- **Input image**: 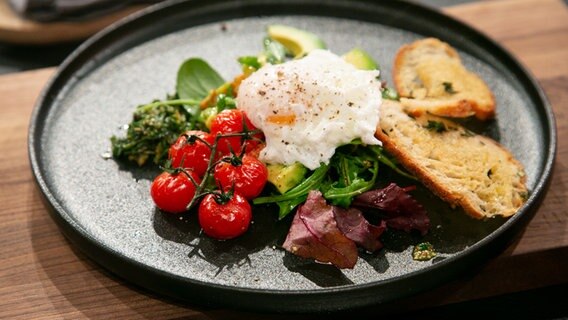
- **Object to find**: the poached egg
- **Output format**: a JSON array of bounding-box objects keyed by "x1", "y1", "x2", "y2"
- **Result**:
[{"x1": 237, "y1": 49, "x2": 382, "y2": 170}]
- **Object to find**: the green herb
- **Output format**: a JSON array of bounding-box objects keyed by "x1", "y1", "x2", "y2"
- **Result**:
[
  {"x1": 110, "y1": 101, "x2": 196, "y2": 166},
  {"x1": 412, "y1": 242, "x2": 436, "y2": 261},
  {"x1": 443, "y1": 81, "x2": 457, "y2": 94},
  {"x1": 367, "y1": 145, "x2": 416, "y2": 180},
  {"x1": 111, "y1": 58, "x2": 227, "y2": 167},
  {"x1": 215, "y1": 93, "x2": 236, "y2": 111},
  {"x1": 237, "y1": 56, "x2": 261, "y2": 70},
  {"x1": 323, "y1": 146, "x2": 379, "y2": 207},
  {"x1": 254, "y1": 141, "x2": 416, "y2": 218},
  {"x1": 253, "y1": 164, "x2": 329, "y2": 219},
  {"x1": 176, "y1": 58, "x2": 225, "y2": 101},
  {"x1": 425, "y1": 120, "x2": 447, "y2": 133},
  {"x1": 260, "y1": 37, "x2": 288, "y2": 65},
  {"x1": 382, "y1": 87, "x2": 400, "y2": 101}
]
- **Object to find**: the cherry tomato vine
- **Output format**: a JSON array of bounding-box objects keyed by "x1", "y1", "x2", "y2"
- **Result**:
[{"x1": 151, "y1": 110, "x2": 267, "y2": 240}]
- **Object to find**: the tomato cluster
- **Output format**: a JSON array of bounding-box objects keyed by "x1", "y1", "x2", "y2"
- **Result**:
[{"x1": 150, "y1": 109, "x2": 267, "y2": 240}]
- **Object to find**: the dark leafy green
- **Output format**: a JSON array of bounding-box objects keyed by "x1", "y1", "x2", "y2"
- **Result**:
[
  {"x1": 111, "y1": 57, "x2": 226, "y2": 166},
  {"x1": 254, "y1": 142, "x2": 415, "y2": 218},
  {"x1": 238, "y1": 56, "x2": 261, "y2": 70},
  {"x1": 110, "y1": 102, "x2": 194, "y2": 166},
  {"x1": 176, "y1": 58, "x2": 225, "y2": 100},
  {"x1": 367, "y1": 145, "x2": 416, "y2": 180},
  {"x1": 253, "y1": 164, "x2": 329, "y2": 219},
  {"x1": 323, "y1": 146, "x2": 379, "y2": 207}
]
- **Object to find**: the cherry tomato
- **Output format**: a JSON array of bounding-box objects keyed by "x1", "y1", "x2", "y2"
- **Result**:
[
  {"x1": 168, "y1": 130, "x2": 214, "y2": 177},
  {"x1": 150, "y1": 170, "x2": 200, "y2": 213},
  {"x1": 210, "y1": 109, "x2": 263, "y2": 156},
  {"x1": 246, "y1": 142, "x2": 266, "y2": 159},
  {"x1": 198, "y1": 192, "x2": 252, "y2": 239},
  {"x1": 214, "y1": 155, "x2": 268, "y2": 199}
]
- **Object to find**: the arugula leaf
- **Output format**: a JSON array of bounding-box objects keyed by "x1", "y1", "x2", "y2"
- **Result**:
[
  {"x1": 253, "y1": 164, "x2": 329, "y2": 219},
  {"x1": 237, "y1": 56, "x2": 261, "y2": 70},
  {"x1": 262, "y1": 37, "x2": 287, "y2": 65},
  {"x1": 323, "y1": 147, "x2": 379, "y2": 207},
  {"x1": 176, "y1": 58, "x2": 225, "y2": 100},
  {"x1": 367, "y1": 145, "x2": 416, "y2": 180},
  {"x1": 276, "y1": 196, "x2": 307, "y2": 219}
]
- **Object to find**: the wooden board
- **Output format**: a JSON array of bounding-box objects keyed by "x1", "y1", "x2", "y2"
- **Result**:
[
  {"x1": 0, "y1": 0, "x2": 567, "y2": 318},
  {"x1": 0, "y1": 1, "x2": 146, "y2": 44}
]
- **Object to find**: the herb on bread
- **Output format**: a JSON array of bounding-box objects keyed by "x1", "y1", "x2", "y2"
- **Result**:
[
  {"x1": 393, "y1": 38, "x2": 495, "y2": 120},
  {"x1": 376, "y1": 100, "x2": 528, "y2": 219},
  {"x1": 442, "y1": 81, "x2": 457, "y2": 94},
  {"x1": 425, "y1": 120, "x2": 447, "y2": 133}
]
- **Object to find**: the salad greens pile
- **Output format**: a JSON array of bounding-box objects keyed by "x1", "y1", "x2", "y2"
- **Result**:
[
  {"x1": 111, "y1": 25, "x2": 432, "y2": 268},
  {"x1": 111, "y1": 58, "x2": 235, "y2": 166},
  {"x1": 254, "y1": 142, "x2": 415, "y2": 219}
]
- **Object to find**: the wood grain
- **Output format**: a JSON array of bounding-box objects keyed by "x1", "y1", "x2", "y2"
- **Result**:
[
  {"x1": 0, "y1": 0, "x2": 567, "y2": 318},
  {"x1": 0, "y1": 2, "x2": 146, "y2": 45}
]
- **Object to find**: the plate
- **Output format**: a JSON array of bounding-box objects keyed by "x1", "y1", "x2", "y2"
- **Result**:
[{"x1": 28, "y1": 0, "x2": 556, "y2": 313}]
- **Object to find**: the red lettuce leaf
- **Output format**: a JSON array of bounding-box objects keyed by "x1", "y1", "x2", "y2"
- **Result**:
[
  {"x1": 282, "y1": 190, "x2": 358, "y2": 269},
  {"x1": 334, "y1": 206, "x2": 386, "y2": 253},
  {"x1": 352, "y1": 183, "x2": 430, "y2": 235}
]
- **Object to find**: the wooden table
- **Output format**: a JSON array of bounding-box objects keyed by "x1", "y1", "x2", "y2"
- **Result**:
[{"x1": 1, "y1": 0, "x2": 567, "y2": 318}]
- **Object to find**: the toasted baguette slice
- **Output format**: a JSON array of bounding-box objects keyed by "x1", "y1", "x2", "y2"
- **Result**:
[
  {"x1": 393, "y1": 38, "x2": 495, "y2": 120},
  {"x1": 376, "y1": 100, "x2": 527, "y2": 219}
]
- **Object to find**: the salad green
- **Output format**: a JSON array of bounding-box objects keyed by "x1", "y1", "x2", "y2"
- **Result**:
[{"x1": 110, "y1": 25, "x2": 430, "y2": 267}]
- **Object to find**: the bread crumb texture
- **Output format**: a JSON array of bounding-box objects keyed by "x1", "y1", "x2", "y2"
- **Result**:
[
  {"x1": 394, "y1": 38, "x2": 495, "y2": 121},
  {"x1": 377, "y1": 100, "x2": 527, "y2": 219}
]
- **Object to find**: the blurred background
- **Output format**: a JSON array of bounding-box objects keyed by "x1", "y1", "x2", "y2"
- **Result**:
[{"x1": 0, "y1": 0, "x2": 474, "y2": 74}]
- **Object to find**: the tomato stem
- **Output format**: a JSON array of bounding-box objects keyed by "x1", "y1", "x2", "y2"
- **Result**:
[{"x1": 183, "y1": 127, "x2": 261, "y2": 211}]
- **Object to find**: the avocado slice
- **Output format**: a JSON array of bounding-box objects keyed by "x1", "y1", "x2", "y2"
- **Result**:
[
  {"x1": 267, "y1": 25, "x2": 326, "y2": 58},
  {"x1": 267, "y1": 162, "x2": 308, "y2": 194},
  {"x1": 342, "y1": 48, "x2": 379, "y2": 70}
]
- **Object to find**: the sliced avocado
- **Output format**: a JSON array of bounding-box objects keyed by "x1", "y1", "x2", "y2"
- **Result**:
[
  {"x1": 267, "y1": 162, "x2": 308, "y2": 194},
  {"x1": 198, "y1": 106, "x2": 218, "y2": 129},
  {"x1": 267, "y1": 25, "x2": 326, "y2": 58},
  {"x1": 342, "y1": 48, "x2": 378, "y2": 70}
]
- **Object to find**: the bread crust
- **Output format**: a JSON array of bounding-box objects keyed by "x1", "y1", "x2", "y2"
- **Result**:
[
  {"x1": 393, "y1": 38, "x2": 495, "y2": 121},
  {"x1": 376, "y1": 100, "x2": 527, "y2": 219}
]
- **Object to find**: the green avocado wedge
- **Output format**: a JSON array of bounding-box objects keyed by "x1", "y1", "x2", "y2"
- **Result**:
[
  {"x1": 267, "y1": 25, "x2": 326, "y2": 58},
  {"x1": 342, "y1": 47, "x2": 379, "y2": 70},
  {"x1": 266, "y1": 162, "x2": 308, "y2": 194}
]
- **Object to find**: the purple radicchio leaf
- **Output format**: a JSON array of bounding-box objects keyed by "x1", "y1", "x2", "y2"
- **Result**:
[
  {"x1": 333, "y1": 206, "x2": 387, "y2": 253},
  {"x1": 282, "y1": 190, "x2": 358, "y2": 269},
  {"x1": 352, "y1": 183, "x2": 430, "y2": 235}
]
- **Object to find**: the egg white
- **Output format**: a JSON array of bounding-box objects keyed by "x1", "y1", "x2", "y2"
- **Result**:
[{"x1": 237, "y1": 49, "x2": 382, "y2": 170}]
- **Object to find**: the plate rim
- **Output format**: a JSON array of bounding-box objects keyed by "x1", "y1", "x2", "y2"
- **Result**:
[{"x1": 28, "y1": 0, "x2": 557, "y2": 312}]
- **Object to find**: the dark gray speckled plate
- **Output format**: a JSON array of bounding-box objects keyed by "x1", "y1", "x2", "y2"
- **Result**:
[{"x1": 28, "y1": 0, "x2": 556, "y2": 313}]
